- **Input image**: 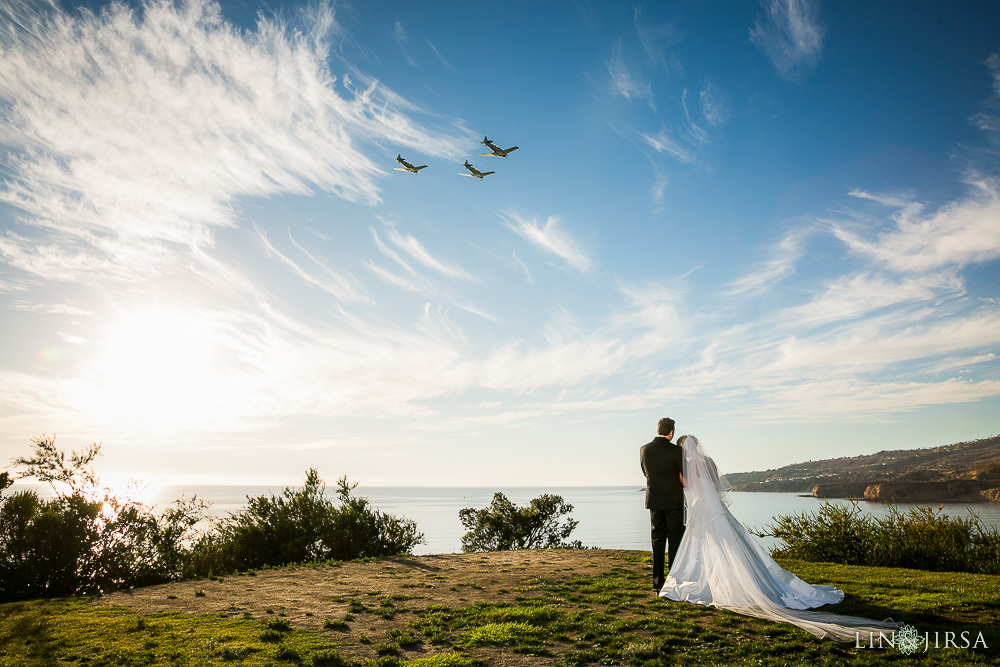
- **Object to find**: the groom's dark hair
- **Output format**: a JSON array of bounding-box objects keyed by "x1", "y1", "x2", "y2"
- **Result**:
[{"x1": 657, "y1": 417, "x2": 675, "y2": 436}]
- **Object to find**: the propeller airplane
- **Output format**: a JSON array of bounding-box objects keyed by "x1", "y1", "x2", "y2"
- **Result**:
[
  {"x1": 460, "y1": 160, "x2": 495, "y2": 179},
  {"x1": 479, "y1": 136, "x2": 519, "y2": 158},
  {"x1": 394, "y1": 154, "x2": 428, "y2": 173}
]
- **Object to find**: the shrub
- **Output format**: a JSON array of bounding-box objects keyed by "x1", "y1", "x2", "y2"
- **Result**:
[
  {"x1": 458, "y1": 492, "x2": 586, "y2": 552},
  {"x1": 1, "y1": 435, "x2": 425, "y2": 601},
  {"x1": 0, "y1": 435, "x2": 209, "y2": 601},
  {"x1": 191, "y1": 469, "x2": 423, "y2": 574},
  {"x1": 759, "y1": 500, "x2": 1000, "y2": 574}
]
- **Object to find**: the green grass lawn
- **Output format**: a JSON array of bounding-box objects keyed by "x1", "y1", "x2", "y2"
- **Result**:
[{"x1": 1, "y1": 553, "x2": 997, "y2": 666}]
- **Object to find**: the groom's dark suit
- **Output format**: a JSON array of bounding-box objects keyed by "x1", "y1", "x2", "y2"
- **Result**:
[{"x1": 640, "y1": 436, "x2": 685, "y2": 592}]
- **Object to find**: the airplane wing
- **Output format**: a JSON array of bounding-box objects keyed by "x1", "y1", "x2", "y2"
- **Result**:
[
  {"x1": 481, "y1": 171, "x2": 495, "y2": 176},
  {"x1": 504, "y1": 146, "x2": 519, "y2": 154}
]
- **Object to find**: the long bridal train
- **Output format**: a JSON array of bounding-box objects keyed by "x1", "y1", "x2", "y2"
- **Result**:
[{"x1": 658, "y1": 435, "x2": 900, "y2": 642}]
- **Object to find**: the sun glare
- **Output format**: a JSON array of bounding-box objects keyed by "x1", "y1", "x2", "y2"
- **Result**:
[{"x1": 84, "y1": 308, "x2": 225, "y2": 432}]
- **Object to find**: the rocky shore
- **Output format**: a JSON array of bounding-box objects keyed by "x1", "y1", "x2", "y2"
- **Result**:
[{"x1": 811, "y1": 479, "x2": 1000, "y2": 502}]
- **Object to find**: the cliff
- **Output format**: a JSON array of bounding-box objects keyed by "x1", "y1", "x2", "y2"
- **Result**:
[
  {"x1": 863, "y1": 479, "x2": 1000, "y2": 503},
  {"x1": 728, "y1": 434, "x2": 1000, "y2": 502}
]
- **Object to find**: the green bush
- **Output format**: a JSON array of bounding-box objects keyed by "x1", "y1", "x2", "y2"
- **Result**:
[
  {"x1": 0, "y1": 435, "x2": 211, "y2": 600},
  {"x1": 458, "y1": 492, "x2": 587, "y2": 552},
  {"x1": 191, "y1": 469, "x2": 423, "y2": 574},
  {"x1": 1, "y1": 435, "x2": 424, "y2": 601},
  {"x1": 759, "y1": 500, "x2": 1000, "y2": 574}
]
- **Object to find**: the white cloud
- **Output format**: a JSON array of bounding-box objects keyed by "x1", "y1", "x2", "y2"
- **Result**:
[
  {"x1": 366, "y1": 259, "x2": 430, "y2": 295},
  {"x1": 607, "y1": 40, "x2": 653, "y2": 105},
  {"x1": 0, "y1": 0, "x2": 471, "y2": 285},
  {"x1": 782, "y1": 271, "x2": 964, "y2": 327},
  {"x1": 735, "y1": 377, "x2": 1000, "y2": 422},
  {"x1": 926, "y1": 353, "x2": 997, "y2": 375},
  {"x1": 699, "y1": 82, "x2": 731, "y2": 127},
  {"x1": 501, "y1": 213, "x2": 595, "y2": 273},
  {"x1": 58, "y1": 332, "x2": 88, "y2": 345},
  {"x1": 383, "y1": 228, "x2": 475, "y2": 281},
  {"x1": 749, "y1": 0, "x2": 824, "y2": 80},
  {"x1": 511, "y1": 249, "x2": 533, "y2": 284},
  {"x1": 11, "y1": 300, "x2": 95, "y2": 316},
  {"x1": 650, "y1": 171, "x2": 669, "y2": 206},
  {"x1": 725, "y1": 227, "x2": 810, "y2": 296},
  {"x1": 755, "y1": 309, "x2": 1000, "y2": 379},
  {"x1": 256, "y1": 227, "x2": 366, "y2": 302},
  {"x1": 834, "y1": 179, "x2": 1000, "y2": 272},
  {"x1": 640, "y1": 87, "x2": 722, "y2": 167},
  {"x1": 425, "y1": 38, "x2": 456, "y2": 72},
  {"x1": 641, "y1": 130, "x2": 697, "y2": 164},
  {"x1": 633, "y1": 7, "x2": 683, "y2": 74},
  {"x1": 986, "y1": 53, "x2": 1000, "y2": 96},
  {"x1": 391, "y1": 20, "x2": 416, "y2": 67}
]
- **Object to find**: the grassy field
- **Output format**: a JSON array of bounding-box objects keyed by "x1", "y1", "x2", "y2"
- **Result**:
[{"x1": 1, "y1": 550, "x2": 997, "y2": 666}]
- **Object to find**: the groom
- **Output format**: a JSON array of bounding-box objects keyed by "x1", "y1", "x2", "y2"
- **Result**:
[{"x1": 639, "y1": 417, "x2": 685, "y2": 593}]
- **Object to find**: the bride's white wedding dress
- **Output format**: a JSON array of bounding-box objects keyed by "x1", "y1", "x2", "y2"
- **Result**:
[{"x1": 658, "y1": 435, "x2": 899, "y2": 641}]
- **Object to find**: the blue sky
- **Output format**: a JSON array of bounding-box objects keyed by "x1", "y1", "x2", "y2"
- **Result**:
[{"x1": 1, "y1": 0, "x2": 998, "y2": 489}]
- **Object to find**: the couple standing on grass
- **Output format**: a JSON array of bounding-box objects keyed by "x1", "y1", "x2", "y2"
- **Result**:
[{"x1": 639, "y1": 417, "x2": 900, "y2": 642}]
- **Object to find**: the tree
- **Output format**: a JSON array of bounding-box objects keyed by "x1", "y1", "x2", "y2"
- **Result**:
[
  {"x1": 1, "y1": 435, "x2": 211, "y2": 600},
  {"x1": 458, "y1": 492, "x2": 586, "y2": 552},
  {"x1": 12, "y1": 434, "x2": 101, "y2": 495}
]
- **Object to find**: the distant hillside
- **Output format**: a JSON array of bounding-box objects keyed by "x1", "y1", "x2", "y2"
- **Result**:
[{"x1": 727, "y1": 434, "x2": 1000, "y2": 502}]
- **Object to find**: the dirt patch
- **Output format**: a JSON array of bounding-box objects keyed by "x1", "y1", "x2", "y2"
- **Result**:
[{"x1": 93, "y1": 549, "x2": 650, "y2": 665}]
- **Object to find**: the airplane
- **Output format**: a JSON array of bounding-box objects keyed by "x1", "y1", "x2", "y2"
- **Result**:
[
  {"x1": 479, "y1": 136, "x2": 519, "y2": 158},
  {"x1": 460, "y1": 160, "x2": 495, "y2": 179},
  {"x1": 393, "y1": 154, "x2": 427, "y2": 173}
]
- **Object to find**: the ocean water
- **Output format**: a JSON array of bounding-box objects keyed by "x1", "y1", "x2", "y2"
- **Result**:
[{"x1": 130, "y1": 485, "x2": 1000, "y2": 556}]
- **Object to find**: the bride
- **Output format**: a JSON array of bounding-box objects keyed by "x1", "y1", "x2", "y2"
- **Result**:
[{"x1": 658, "y1": 435, "x2": 899, "y2": 642}]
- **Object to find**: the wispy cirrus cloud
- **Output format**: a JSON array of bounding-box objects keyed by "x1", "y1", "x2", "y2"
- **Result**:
[
  {"x1": 781, "y1": 271, "x2": 964, "y2": 327},
  {"x1": 0, "y1": 0, "x2": 470, "y2": 286},
  {"x1": 501, "y1": 213, "x2": 595, "y2": 273},
  {"x1": 731, "y1": 377, "x2": 1000, "y2": 422},
  {"x1": 391, "y1": 20, "x2": 416, "y2": 66},
  {"x1": 640, "y1": 83, "x2": 728, "y2": 166},
  {"x1": 256, "y1": 227, "x2": 367, "y2": 302},
  {"x1": 641, "y1": 130, "x2": 697, "y2": 164},
  {"x1": 698, "y1": 176, "x2": 1000, "y2": 422},
  {"x1": 749, "y1": 0, "x2": 824, "y2": 80},
  {"x1": 724, "y1": 227, "x2": 811, "y2": 296},
  {"x1": 633, "y1": 6, "x2": 683, "y2": 74},
  {"x1": 367, "y1": 225, "x2": 490, "y2": 318},
  {"x1": 986, "y1": 53, "x2": 1000, "y2": 96},
  {"x1": 607, "y1": 40, "x2": 653, "y2": 106},
  {"x1": 699, "y1": 82, "x2": 731, "y2": 127},
  {"x1": 833, "y1": 180, "x2": 1000, "y2": 272},
  {"x1": 754, "y1": 309, "x2": 1000, "y2": 379},
  {"x1": 382, "y1": 227, "x2": 475, "y2": 281}
]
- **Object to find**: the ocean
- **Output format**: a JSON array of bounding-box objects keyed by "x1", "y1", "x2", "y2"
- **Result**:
[{"x1": 123, "y1": 485, "x2": 1000, "y2": 556}]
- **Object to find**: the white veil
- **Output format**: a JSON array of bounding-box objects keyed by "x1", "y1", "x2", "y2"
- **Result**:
[
  {"x1": 664, "y1": 435, "x2": 901, "y2": 643},
  {"x1": 679, "y1": 434, "x2": 732, "y2": 521}
]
